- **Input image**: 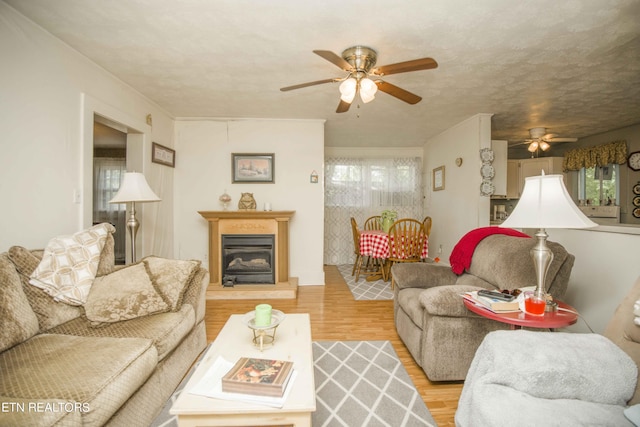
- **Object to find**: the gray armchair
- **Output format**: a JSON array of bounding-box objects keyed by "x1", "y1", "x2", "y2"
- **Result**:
[{"x1": 392, "y1": 234, "x2": 575, "y2": 381}]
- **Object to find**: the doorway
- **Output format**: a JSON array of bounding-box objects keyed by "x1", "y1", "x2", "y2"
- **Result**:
[{"x1": 93, "y1": 118, "x2": 127, "y2": 264}]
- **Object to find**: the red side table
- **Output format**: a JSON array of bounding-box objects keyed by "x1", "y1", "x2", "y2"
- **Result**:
[{"x1": 463, "y1": 298, "x2": 578, "y2": 329}]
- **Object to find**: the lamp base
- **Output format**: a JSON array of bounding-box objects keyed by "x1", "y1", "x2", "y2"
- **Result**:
[
  {"x1": 126, "y1": 202, "x2": 140, "y2": 264},
  {"x1": 531, "y1": 228, "x2": 554, "y2": 301}
]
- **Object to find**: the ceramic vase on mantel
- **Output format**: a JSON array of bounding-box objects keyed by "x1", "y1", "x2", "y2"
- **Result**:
[{"x1": 219, "y1": 190, "x2": 232, "y2": 211}]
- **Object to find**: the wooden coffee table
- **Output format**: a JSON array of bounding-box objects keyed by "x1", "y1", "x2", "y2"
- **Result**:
[
  {"x1": 170, "y1": 313, "x2": 315, "y2": 426},
  {"x1": 463, "y1": 298, "x2": 578, "y2": 329}
]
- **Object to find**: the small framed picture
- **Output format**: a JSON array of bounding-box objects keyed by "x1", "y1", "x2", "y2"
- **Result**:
[
  {"x1": 232, "y1": 153, "x2": 275, "y2": 183},
  {"x1": 433, "y1": 165, "x2": 445, "y2": 191},
  {"x1": 152, "y1": 142, "x2": 175, "y2": 167}
]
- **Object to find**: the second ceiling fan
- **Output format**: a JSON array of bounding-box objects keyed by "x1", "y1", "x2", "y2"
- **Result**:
[
  {"x1": 523, "y1": 127, "x2": 578, "y2": 153},
  {"x1": 280, "y1": 46, "x2": 438, "y2": 113}
]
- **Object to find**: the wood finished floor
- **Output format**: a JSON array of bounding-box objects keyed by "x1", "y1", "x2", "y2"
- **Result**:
[{"x1": 204, "y1": 265, "x2": 462, "y2": 427}]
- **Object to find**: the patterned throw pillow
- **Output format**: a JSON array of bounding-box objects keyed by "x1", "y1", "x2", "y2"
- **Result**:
[
  {"x1": 29, "y1": 223, "x2": 115, "y2": 306},
  {"x1": 84, "y1": 262, "x2": 169, "y2": 325},
  {"x1": 0, "y1": 254, "x2": 40, "y2": 352},
  {"x1": 143, "y1": 256, "x2": 201, "y2": 311},
  {"x1": 8, "y1": 246, "x2": 83, "y2": 331}
]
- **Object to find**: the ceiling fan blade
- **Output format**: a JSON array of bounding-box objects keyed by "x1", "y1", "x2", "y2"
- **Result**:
[
  {"x1": 376, "y1": 81, "x2": 422, "y2": 104},
  {"x1": 372, "y1": 58, "x2": 438, "y2": 76},
  {"x1": 280, "y1": 78, "x2": 338, "y2": 92},
  {"x1": 313, "y1": 50, "x2": 353, "y2": 71},
  {"x1": 336, "y1": 99, "x2": 351, "y2": 113},
  {"x1": 545, "y1": 137, "x2": 578, "y2": 143}
]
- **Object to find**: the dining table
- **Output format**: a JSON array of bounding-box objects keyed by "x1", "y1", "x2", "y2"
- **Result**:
[{"x1": 359, "y1": 229, "x2": 429, "y2": 281}]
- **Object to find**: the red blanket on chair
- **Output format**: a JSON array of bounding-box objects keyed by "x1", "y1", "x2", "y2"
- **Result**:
[{"x1": 449, "y1": 227, "x2": 530, "y2": 275}]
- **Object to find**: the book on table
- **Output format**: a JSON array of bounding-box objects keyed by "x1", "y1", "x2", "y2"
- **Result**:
[
  {"x1": 463, "y1": 290, "x2": 520, "y2": 312},
  {"x1": 221, "y1": 357, "x2": 294, "y2": 397}
]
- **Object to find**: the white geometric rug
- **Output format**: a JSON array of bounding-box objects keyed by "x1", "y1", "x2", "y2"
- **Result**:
[
  {"x1": 337, "y1": 264, "x2": 394, "y2": 300},
  {"x1": 151, "y1": 341, "x2": 436, "y2": 427},
  {"x1": 313, "y1": 341, "x2": 435, "y2": 427}
]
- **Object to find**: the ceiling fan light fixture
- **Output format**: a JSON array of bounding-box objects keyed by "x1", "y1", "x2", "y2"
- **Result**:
[
  {"x1": 539, "y1": 141, "x2": 551, "y2": 151},
  {"x1": 528, "y1": 141, "x2": 539, "y2": 152},
  {"x1": 359, "y1": 78, "x2": 377, "y2": 103},
  {"x1": 339, "y1": 78, "x2": 357, "y2": 103}
]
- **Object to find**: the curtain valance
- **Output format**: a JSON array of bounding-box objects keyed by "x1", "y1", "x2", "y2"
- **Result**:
[{"x1": 563, "y1": 140, "x2": 628, "y2": 171}]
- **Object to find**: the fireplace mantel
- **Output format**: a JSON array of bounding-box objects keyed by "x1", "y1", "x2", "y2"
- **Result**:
[{"x1": 198, "y1": 210, "x2": 296, "y2": 299}]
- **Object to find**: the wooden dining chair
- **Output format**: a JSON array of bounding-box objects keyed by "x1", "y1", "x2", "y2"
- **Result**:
[
  {"x1": 421, "y1": 216, "x2": 432, "y2": 262},
  {"x1": 350, "y1": 217, "x2": 362, "y2": 277},
  {"x1": 386, "y1": 218, "x2": 426, "y2": 284},
  {"x1": 422, "y1": 216, "x2": 432, "y2": 237},
  {"x1": 351, "y1": 217, "x2": 382, "y2": 282},
  {"x1": 363, "y1": 215, "x2": 382, "y2": 230}
]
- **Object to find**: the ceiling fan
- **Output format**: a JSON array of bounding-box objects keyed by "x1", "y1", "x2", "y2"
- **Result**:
[
  {"x1": 522, "y1": 127, "x2": 578, "y2": 153},
  {"x1": 280, "y1": 46, "x2": 438, "y2": 113}
]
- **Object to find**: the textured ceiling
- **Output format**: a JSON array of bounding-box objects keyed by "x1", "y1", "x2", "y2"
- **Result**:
[{"x1": 5, "y1": 0, "x2": 640, "y2": 149}]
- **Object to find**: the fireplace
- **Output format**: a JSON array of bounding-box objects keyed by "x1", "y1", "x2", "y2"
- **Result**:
[
  {"x1": 198, "y1": 210, "x2": 296, "y2": 299},
  {"x1": 221, "y1": 234, "x2": 275, "y2": 285}
]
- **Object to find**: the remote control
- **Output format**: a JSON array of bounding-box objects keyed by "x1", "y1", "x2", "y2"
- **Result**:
[{"x1": 477, "y1": 290, "x2": 515, "y2": 301}]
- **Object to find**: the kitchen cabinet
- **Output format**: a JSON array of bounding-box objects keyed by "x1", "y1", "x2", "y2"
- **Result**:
[
  {"x1": 491, "y1": 140, "x2": 508, "y2": 197},
  {"x1": 508, "y1": 157, "x2": 564, "y2": 198},
  {"x1": 506, "y1": 160, "x2": 519, "y2": 199}
]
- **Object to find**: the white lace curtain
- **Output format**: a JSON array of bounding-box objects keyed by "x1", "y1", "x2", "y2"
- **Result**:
[
  {"x1": 324, "y1": 157, "x2": 423, "y2": 265},
  {"x1": 93, "y1": 158, "x2": 126, "y2": 263}
]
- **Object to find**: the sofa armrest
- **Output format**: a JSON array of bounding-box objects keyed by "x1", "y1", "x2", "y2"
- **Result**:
[
  {"x1": 468, "y1": 330, "x2": 637, "y2": 404},
  {"x1": 391, "y1": 263, "x2": 457, "y2": 290},
  {"x1": 181, "y1": 268, "x2": 209, "y2": 324},
  {"x1": 418, "y1": 284, "x2": 486, "y2": 317}
]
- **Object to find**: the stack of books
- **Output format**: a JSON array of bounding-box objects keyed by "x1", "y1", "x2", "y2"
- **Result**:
[{"x1": 463, "y1": 290, "x2": 520, "y2": 313}]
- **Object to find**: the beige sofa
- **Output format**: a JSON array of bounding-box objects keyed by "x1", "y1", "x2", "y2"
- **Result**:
[
  {"x1": 0, "y1": 231, "x2": 208, "y2": 426},
  {"x1": 392, "y1": 234, "x2": 574, "y2": 381},
  {"x1": 456, "y1": 275, "x2": 640, "y2": 426}
]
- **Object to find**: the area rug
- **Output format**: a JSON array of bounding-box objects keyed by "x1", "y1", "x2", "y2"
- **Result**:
[
  {"x1": 337, "y1": 264, "x2": 394, "y2": 300},
  {"x1": 151, "y1": 341, "x2": 435, "y2": 427}
]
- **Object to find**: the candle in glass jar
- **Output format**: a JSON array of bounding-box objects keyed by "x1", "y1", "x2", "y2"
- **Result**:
[
  {"x1": 524, "y1": 294, "x2": 546, "y2": 316},
  {"x1": 254, "y1": 304, "x2": 272, "y2": 326}
]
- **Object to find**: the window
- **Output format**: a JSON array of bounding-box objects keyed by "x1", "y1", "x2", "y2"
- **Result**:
[
  {"x1": 579, "y1": 164, "x2": 619, "y2": 205},
  {"x1": 323, "y1": 156, "x2": 423, "y2": 264},
  {"x1": 325, "y1": 158, "x2": 422, "y2": 208}
]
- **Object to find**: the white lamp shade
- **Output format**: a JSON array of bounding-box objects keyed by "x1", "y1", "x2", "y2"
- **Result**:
[
  {"x1": 359, "y1": 78, "x2": 378, "y2": 103},
  {"x1": 339, "y1": 78, "x2": 357, "y2": 103},
  {"x1": 500, "y1": 174, "x2": 597, "y2": 229},
  {"x1": 109, "y1": 172, "x2": 161, "y2": 204}
]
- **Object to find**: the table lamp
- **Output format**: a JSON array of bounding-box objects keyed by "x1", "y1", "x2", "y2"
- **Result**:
[
  {"x1": 500, "y1": 172, "x2": 596, "y2": 305},
  {"x1": 109, "y1": 172, "x2": 161, "y2": 263}
]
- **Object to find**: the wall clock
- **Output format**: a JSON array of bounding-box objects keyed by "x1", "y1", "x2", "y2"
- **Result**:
[{"x1": 628, "y1": 151, "x2": 640, "y2": 171}]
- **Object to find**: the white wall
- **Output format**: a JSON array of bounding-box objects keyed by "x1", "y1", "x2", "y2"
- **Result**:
[
  {"x1": 423, "y1": 114, "x2": 493, "y2": 261},
  {"x1": 0, "y1": 3, "x2": 175, "y2": 256},
  {"x1": 173, "y1": 119, "x2": 326, "y2": 285},
  {"x1": 549, "y1": 227, "x2": 640, "y2": 334}
]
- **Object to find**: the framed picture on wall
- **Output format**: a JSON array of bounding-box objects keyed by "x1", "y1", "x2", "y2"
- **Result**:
[
  {"x1": 433, "y1": 165, "x2": 445, "y2": 191},
  {"x1": 152, "y1": 142, "x2": 175, "y2": 167},
  {"x1": 232, "y1": 153, "x2": 275, "y2": 183}
]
